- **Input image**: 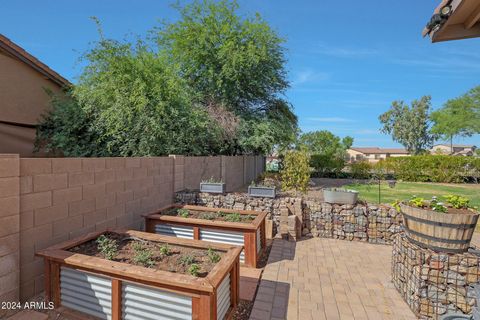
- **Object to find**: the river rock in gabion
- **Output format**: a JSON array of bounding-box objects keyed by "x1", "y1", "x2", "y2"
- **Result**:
[{"x1": 392, "y1": 234, "x2": 480, "y2": 319}]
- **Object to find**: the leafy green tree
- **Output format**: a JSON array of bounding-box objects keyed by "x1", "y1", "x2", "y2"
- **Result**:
[
  {"x1": 37, "y1": 35, "x2": 222, "y2": 156},
  {"x1": 379, "y1": 96, "x2": 436, "y2": 154},
  {"x1": 36, "y1": 1, "x2": 296, "y2": 156},
  {"x1": 298, "y1": 130, "x2": 352, "y2": 157},
  {"x1": 155, "y1": 0, "x2": 295, "y2": 153},
  {"x1": 298, "y1": 130, "x2": 352, "y2": 176},
  {"x1": 155, "y1": 0, "x2": 288, "y2": 115},
  {"x1": 431, "y1": 86, "x2": 480, "y2": 151}
]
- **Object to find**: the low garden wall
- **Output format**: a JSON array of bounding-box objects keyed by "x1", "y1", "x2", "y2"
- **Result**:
[
  {"x1": 0, "y1": 154, "x2": 264, "y2": 313},
  {"x1": 392, "y1": 234, "x2": 480, "y2": 319},
  {"x1": 175, "y1": 191, "x2": 403, "y2": 244}
]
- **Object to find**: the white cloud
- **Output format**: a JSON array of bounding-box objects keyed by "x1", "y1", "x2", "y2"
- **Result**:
[{"x1": 291, "y1": 70, "x2": 329, "y2": 86}]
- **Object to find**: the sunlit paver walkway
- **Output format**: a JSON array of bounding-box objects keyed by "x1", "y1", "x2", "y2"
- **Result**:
[{"x1": 250, "y1": 237, "x2": 417, "y2": 320}]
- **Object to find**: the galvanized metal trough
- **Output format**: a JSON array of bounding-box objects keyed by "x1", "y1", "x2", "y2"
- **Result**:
[
  {"x1": 36, "y1": 229, "x2": 241, "y2": 320},
  {"x1": 144, "y1": 204, "x2": 268, "y2": 268}
]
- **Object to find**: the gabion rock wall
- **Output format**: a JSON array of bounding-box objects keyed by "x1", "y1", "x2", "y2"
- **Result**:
[
  {"x1": 175, "y1": 190, "x2": 403, "y2": 244},
  {"x1": 392, "y1": 234, "x2": 480, "y2": 319}
]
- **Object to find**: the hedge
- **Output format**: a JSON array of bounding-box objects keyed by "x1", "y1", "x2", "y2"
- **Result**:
[{"x1": 377, "y1": 155, "x2": 480, "y2": 183}]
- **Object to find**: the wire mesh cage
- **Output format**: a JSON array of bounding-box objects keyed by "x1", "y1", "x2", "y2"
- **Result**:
[{"x1": 392, "y1": 233, "x2": 480, "y2": 319}]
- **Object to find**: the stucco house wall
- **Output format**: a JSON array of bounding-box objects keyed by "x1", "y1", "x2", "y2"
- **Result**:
[{"x1": 0, "y1": 35, "x2": 68, "y2": 157}]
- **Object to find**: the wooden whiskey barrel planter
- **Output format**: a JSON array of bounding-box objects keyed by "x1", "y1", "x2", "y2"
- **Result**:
[
  {"x1": 144, "y1": 205, "x2": 268, "y2": 268},
  {"x1": 400, "y1": 204, "x2": 479, "y2": 253},
  {"x1": 36, "y1": 230, "x2": 241, "y2": 320}
]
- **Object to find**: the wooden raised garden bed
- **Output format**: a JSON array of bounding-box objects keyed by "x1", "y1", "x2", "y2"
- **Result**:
[
  {"x1": 144, "y1": 205, "x2": 268, "y2": 268},
  {"x1": 36, "y1": 229, "x2": 241, "y2": 320}
]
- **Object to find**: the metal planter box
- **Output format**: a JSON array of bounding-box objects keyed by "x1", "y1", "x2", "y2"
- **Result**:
[
  {"x1": 248, "y1": 186, "x2": 276, "y2": 198},
  {"x1": 323, "y1": 188, "x2": 359, "y2": 205},
  {"x1": 144, "y1": 205, "x2": 268, "y2": 268},
  {"x1": 36, "y1": 229, "x2": 241, "y2": 320},
  {"x1": 200, "y1": 182, "x2": 226, "y2": 194}
]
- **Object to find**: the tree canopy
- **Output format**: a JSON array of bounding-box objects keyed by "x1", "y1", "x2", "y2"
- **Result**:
[
  {"x1": 35, "y1": 0, "x2": 297, "y2": 157},
  {"x1": 379, "y1": 96, "x2": 436, "y2": 154},
  {"x1": 430, "y1": 86, "x2": 480, "y2": 149},
  {"x1": 298, "y1": 130, "x2": 353, "y2": 157}
]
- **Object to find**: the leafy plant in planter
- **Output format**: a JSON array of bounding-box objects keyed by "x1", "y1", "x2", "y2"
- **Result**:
[
  {"x1": 207, "y1": 247, "x2": 221, "y2": 263},
  {"x1": 132, "y1": 242, "x2": 156, "y2": 268},
  {"x1": 323, "y1": 188, "x2": 359, "y2": 205},
  {"x1": 200, "y1": 177, "x2": 225, "y2": 193},
  {"x1": 188, "y1": 263, "x2": 200, "y2": 277},
  {"x1": 399, "y1": 194, "x2": 479, "y2": 253},
  {"x1": 248, "y1": 180, "x2": 276, "y2": 198},
  {"x1": 96, "y1": 235, "x2": 118, "y2": 260},
  {"x1": 159, "y1": 244, "x2": 171, "y2": 256},
  {"x1": 177, "y1": 208, "x2": 190, "y2": 218}
]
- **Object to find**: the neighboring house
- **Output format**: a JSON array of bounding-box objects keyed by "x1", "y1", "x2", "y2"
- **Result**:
[
  {"x1": 423, "y1": 0, "x2": 480, "y2": 42},
  {"x1": 347, "y1": 147, "x2": 410, "y2": 163},
  {"x1": 431, "y1": 144, "x2": 477, "y2": 156},
  {"x1": 0, "y1": 34, "x2": 69, "y2": 156}
]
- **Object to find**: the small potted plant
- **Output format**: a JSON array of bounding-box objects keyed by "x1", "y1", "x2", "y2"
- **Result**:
[
  {"x1": 396, "y1": 195, "x2": 479, "y2": 253},
  {"x1": 323, "y1": 188, "x2": 359, "y2": 205},
  {"x1": 248, "y1": 180, "x2": 276, "y2": 198},
  {"x1": 200, "y1": 177, "x2": 225, "y2": 194}
]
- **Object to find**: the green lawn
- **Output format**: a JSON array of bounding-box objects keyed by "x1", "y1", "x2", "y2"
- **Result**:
[{"x1": 343, "y1": 181, "x2": 480, "y2": 208}]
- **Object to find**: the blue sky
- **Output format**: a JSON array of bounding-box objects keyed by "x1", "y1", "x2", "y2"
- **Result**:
[{"x1": 2, "y1": 0, "x2": 479, "y2": 147}]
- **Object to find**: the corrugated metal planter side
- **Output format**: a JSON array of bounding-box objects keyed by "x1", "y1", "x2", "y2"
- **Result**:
[
  {"x1": 200, "y1": 182, "x2": 226, "y2": 194},
  {"x1": 144, "y1": 205, "x2": 268, "y2": 268},
  {"x1": 155, "y1": 224, "x2": 194, "y2": 239},
  {"x1": 323, "y1": 188, "x2": 359, "y2": 205},
  {"x1": 247, "y1": 186, "x2": 276, "y2": 198},
  {"x1": 60, "y1": 267, "x2": 112, "y2": 320},
  {"x1": 122, "y1": 282, "x2": 192, "y2": 320},
  {"x1": 37, "y1": 229, "x2": 242, "y2": 320}
]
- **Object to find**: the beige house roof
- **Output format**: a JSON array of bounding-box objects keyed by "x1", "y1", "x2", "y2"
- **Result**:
[
  {"x1": 349, "y1": 147, "x2": 409, "y2": 155},
  {"x1": 0, "y1": 34, "x2": 70, "y2": 87},
  {"x1": 423, "y1": 0, "x2": 480, "y2": 42}
]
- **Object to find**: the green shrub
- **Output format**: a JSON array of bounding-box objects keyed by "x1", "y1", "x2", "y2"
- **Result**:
[
  {"x1": 310, "y1": 154, "x2": 345, "y2": 177},
  {"x1": 377, "y1": 155, "x2": 480, "y2": 183},
  {"x1": 281, "y1": 150, "x2": 310, "y2": 193},
  {"x1": 349, "y1": 161, "x2": 372, "y2": 179}
]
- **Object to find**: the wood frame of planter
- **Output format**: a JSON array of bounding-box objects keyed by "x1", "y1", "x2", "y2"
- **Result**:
[
  {"x1": 36, "y1": 229, "x2": 241, "y2": 320},
  {"x1": 144, "y1": 204, "x2": 268, "y2": 268}
]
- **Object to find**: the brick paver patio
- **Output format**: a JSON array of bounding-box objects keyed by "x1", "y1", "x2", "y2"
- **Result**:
[{"x1": 250, "y1": 238, "x2": 417, "y2": 320}]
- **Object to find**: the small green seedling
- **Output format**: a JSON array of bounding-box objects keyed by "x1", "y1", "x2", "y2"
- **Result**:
[
  {"x1": 179, "y1": 254, "x2": 195, "y2": 266},
  {"x1": 96, "y1": 235, "x2": 118, "y2": 260},
  {"x1": 159, "y1": 244, "x2": 171, "y2": 256},
  {"x1": 207, "y1": 247, "x2": 221, "y2": 263},
  {"x1": 132, "y1": 242, "x2": 155, "y2": 268},
  {"x1": 177, "y1": 208, "x2": 189, "y2": 218},
  {"x1": 224, "y1": 213, "x2": 242, "y2": 222},
  {"x1": 188, "y1": 263, "x2": 200, "y2": 277}
]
